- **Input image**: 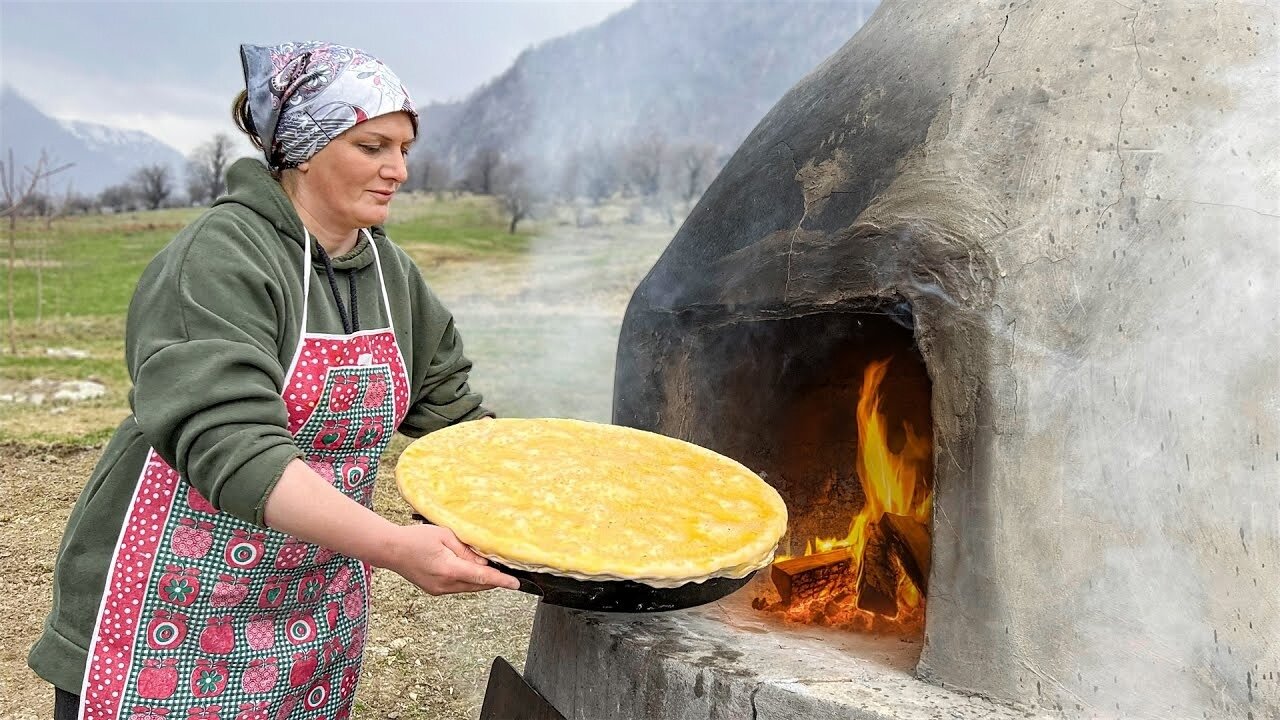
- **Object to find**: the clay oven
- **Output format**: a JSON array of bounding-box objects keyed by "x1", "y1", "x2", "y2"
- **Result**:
[{"x1": 520, "y1": 2, "x2": 1280, "y2": 718}]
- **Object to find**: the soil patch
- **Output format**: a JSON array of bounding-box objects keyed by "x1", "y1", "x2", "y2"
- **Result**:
[
  {"x1": 0, "y1": 444, "x2": 538, "y2": 720},
  {"x1": 0, "y1": 444, "x2": 98, "y2": 719}
]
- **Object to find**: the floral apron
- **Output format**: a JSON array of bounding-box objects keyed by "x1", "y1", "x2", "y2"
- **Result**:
[{"x1": 80, "y1": 229, "x2": 410, "y2": 720}]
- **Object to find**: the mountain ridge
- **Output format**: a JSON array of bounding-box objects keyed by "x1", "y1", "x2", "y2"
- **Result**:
[
  {"x1": 0, "y1": 86, "x2": 186, "y2": 197},
  {"x1": 418, "y1": 0, "x2": 879, "y2": 192}
]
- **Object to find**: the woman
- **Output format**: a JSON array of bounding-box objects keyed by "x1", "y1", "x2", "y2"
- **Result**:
[{"x1": 28, "y1": 42, "x2": 519, "y2": 720}]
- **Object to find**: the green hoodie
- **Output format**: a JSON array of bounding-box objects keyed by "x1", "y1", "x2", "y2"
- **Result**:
[{"x1": 29, "y1": 158, "x2": 491, "y2": 693}]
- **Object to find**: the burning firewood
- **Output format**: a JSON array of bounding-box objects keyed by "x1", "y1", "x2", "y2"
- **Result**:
[
  {"x1": 855, "y1": 521, "x2": 898, "y2": 615},
  {"x1": 855, "y1": 513, "x2": 930, "y2": 614},
  {"x1": 880, "y1": 512, "x2": 930, "y2": 592},
  {"x1": 769, "y1": 513, "x2": 931, "y2": 613},
  {"x1": 770, "y1": 548, "x2": 853, "y2": 605}
]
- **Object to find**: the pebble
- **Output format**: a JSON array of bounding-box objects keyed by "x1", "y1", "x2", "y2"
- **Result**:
[
  {"x1": 0, "y1": 379, "x2": 105, "y2": 405},
  {"x1": 53, "y1": 380, "x2": 106, "y2": 401}
]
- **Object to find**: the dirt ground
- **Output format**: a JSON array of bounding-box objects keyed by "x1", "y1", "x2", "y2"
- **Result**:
[
  {"x1": 0, "y1": 216, "x2": 675, "y2": 720},
  {"x1": 0, "y1": 443, "x2": 539, "y2": 720},
  {"x1": 0, "y1": 445, "x2": 92, "y2": 719}
]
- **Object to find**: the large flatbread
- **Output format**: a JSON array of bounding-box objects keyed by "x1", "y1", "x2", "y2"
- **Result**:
[{"x1": 395, "y1": 418, "x2": 788, "y2": 588}]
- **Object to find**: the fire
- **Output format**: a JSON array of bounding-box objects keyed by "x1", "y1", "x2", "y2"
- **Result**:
[{"x1": 763, "y1": 357, "x2": 932, "y2": 633}]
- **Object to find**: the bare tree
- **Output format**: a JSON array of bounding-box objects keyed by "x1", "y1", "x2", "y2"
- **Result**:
[
  {"x1": 39, "y1": 180, "x2": 61, "y2": 230},
  {"x1": 678, "y1": 143, "x2": 718, "y2": 202},
  {"x1": 494, "y1": 161, "x2": 534, "y2": 234},
  {"x1": 1, "y1": 149, "x2": 71, "y2": 354},
  {"x1": 132, "y1": 163, "x2": 173, "y2": 210},
  {"x1": 465, "y1": 147, "x2": 503, "y2": 195},
  {"x1": 32, "y1": 176, "x2": 74, "y2": 326},
  {"x1": 186, "y1": 133, "x2": 235, "y2": 205},
  {"x1": 577, "y1": 143, "x2": 622, "y2": 205},
  {"x1": 558, "y1": 153, "x2": 582, "y2": 202},
  {"x1": 625, "y1": 132, "x2": 668, "y2": 198},
  {"x1": 64, "y1": 192, "x2": 95, "y2": 215},
  {"x1": 14, "y1": 191, "x2": 52, "y2": 218},
  {"x1": 408, "y1": 151, "x2": 451, "y2": 194},
  {"x1": 98, "y1": 183, "x2": 138, "y2": 213}
]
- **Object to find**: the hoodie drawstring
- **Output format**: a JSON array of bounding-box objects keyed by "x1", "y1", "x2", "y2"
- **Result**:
[{"x1": 314, "y1": 242, "x2": 359, "y2": 334}]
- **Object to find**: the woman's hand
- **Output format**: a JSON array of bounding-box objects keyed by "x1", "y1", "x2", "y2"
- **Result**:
[
  {"x1": 382, "y1": 524, "x2": 521, "y2": 595},
  {"x1": 264, "y1": 458, "x2": 519, "y2": 595}
]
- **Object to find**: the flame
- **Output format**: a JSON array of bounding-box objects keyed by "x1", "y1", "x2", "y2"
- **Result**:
[{"x1": 768, "y1": 357, "x2": 932, "y2": 633}]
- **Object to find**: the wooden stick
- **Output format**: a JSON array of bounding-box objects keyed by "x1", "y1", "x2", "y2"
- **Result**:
[{"x1": 770, "y1": 548, "x2": 852, "y2": 605}]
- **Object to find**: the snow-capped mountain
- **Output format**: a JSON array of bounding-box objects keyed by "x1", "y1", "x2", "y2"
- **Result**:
[
  {"x1": 0, "y1": 87, "x2": 185, "y2": 196},
  {"x1": 58, "y1": 119, "x2": 187, "y2": 189},
  {"x1": 60, "y1": 119, "x2": 176, "y2": 154}
]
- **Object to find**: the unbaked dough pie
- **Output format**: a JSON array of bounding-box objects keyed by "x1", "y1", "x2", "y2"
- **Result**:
[{"x1": 395, "y1": 418, "x2": 788, "y2": 588}]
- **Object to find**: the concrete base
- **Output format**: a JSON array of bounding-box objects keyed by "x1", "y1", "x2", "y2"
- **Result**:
[{"x1": 523, "y1": 583, "x2": 1036, "y2": 720}]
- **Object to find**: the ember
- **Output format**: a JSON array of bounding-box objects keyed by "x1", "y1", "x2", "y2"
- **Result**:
[{"x1": 757, "y1": 357, "x2": 932, "y2": 633}]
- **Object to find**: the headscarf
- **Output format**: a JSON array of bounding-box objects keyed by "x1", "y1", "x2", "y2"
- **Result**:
[{"x1": 240, "y1": 41, "x2": 418, "y2": 170}]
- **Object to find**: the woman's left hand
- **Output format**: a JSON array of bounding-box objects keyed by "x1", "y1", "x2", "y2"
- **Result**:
[
  {"x1": 264, "y1": 458, "x2": 519, "y2": 594},
  {"x1": 381, "y1": 522, "x2": 520, "y2": 595}
]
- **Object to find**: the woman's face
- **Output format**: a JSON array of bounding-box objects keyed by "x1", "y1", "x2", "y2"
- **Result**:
[{"x1": 295, "y1": 111, "x2": 415, "y2": 230}]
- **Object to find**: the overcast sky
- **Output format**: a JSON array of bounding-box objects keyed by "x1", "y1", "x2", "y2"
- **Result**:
[{"x1": 0, "y1": 0, "x2": 631, "y2": 154}]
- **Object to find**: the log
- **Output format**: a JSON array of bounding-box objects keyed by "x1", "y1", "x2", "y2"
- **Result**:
[
  {"x1": 880, "y1": 513, "x2": 930, "y2": 593},
  {"x1": 855, "y1": 521, "x2": 898, "y2": 615},
  {"x1": 770, "y1": 548, "x2": 852, "y2": 605},
  {"x1": 856, "y1": 513, "x2": 931, "y2": 616}
]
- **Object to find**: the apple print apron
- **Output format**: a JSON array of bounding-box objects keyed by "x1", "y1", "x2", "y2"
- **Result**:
[{"x1": 79, "y1": 229, "x2": 410, "y2": 720}]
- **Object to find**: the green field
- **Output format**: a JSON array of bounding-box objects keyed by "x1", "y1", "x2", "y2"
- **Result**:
[{"x1": 0, "y1": 194, "x2": 535, "y2": 445}]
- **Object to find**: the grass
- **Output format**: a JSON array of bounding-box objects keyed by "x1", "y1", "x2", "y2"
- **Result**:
[
  {"x1": 383, "y1": 193, "x2": 532, "y2": 254},
  {"x1": 0, "y1": 316, "x2": 130, "y2": 445},
  {"x1": 3, "y1": 210, "x2": 195, "y2": 320},
  {"x1": 0, "y1": 193, "x2": 533, "y2": 445}
]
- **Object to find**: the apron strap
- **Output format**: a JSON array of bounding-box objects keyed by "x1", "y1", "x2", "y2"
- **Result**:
[
  {"x1": 284, "y1": 228, "x2": 398, "y2": 382},
  {"x1": 363, "y1": 228, "x2": 397, "y2": 338},
  {"x1": 282, "y1": 228, "x2": 318, "y2": 382}
]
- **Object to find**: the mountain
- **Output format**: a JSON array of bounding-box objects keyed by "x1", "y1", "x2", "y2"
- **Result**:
[
  {"x1": 59, "y1": 119, "x2": 188, "y2": 186},
  {"x1": 418, "y1": 0, "x2": 880, "y2": 193},
  {"x1": 0, "y1": 87, "x2": 186, "y2": 197}
]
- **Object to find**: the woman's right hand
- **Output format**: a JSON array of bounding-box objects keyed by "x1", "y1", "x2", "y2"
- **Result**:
[{"x1": 382, "y1": 523, "x2": 521, "y2": 595}]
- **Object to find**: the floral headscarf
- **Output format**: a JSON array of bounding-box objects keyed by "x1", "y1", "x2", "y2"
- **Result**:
[{"x1": 240, "y1": 42, "x2": 418, "y2": 170}]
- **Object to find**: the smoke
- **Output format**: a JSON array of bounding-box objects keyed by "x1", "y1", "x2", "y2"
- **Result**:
[{"x1": 425, "y1": 210, "x2": 679, "y2": 423}]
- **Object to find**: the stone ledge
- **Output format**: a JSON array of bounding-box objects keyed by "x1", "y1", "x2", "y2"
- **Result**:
[{"x1": 523, "y1": 589, "x2": 1041, "y2": 720}]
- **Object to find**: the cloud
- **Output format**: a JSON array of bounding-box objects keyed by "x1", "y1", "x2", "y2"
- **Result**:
[{"x1": 1, "y1": 2, "x2": 631, "y2": 154}]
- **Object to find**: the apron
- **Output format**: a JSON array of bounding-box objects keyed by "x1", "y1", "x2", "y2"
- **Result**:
[{"x1": 79, "y1": 229, "x2": 411, "y2": 720}]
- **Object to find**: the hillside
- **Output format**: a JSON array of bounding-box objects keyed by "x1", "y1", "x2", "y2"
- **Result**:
[
  {"x1": 418, "y1": 0, "x2": 879, "y2": 193},
  {"x1": 0, "y1": 86, "x2": 185, "y2": 196}
]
